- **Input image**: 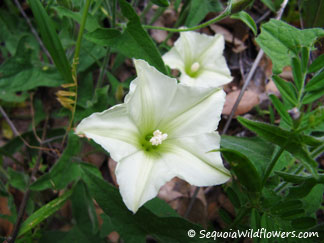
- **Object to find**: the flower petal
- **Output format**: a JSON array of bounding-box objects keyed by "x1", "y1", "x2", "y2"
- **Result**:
[
  {"x1": 163, "y1": 32, "x2": 232, "y2": 88},
  {"x1": 116, "y1": 151, "x2": 174, "y2": 213},
  {"x1": 162, "y1": 132, "x2": 230, "y2": 186},
  {"x1": 75, "y1": 104, "x2": 140, "y2": 161},
  {"x1": 127, "y1": 59, "x2": 178, "y2": 133},
  {"x1": 159, "y1": 87, "x2": 226, "y2": 138}
]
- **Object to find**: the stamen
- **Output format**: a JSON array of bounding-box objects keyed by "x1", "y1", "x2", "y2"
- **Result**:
[
  {"x1": 150, "y1": 130, "x2": 168, "y2": 146},
  {"x1": 190, "y1": 62, "x2": 200, "y2": 73}
]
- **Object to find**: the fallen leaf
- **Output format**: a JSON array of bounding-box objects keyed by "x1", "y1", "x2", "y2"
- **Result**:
[
  {"x1": 222, "y1": 90, "x2": 260, "y2": 116},
  {"x1": 210, "y1": 24, "x2": 247, "y2": 53}
]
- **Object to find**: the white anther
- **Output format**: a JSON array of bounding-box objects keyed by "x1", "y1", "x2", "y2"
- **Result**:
[
  {"x1": 190, "y1": 62, "x2": 200, "y2": 73},
  {"x1": 150, "y1": 130, "x2": 168, "y2": 146}
]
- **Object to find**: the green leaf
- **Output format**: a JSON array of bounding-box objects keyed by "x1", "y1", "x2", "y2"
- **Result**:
[
  {"x1": 237, "y1": 117, "x2": 320, "y2": 175},
  {"x1": 256, "y1": 19, "x2": 324, "y2": 74},
  {"x1": 221, "y1": 135, "x2": 275, "y2": 177},
  {"x1": 302, "y1": 0, "x2": 324, "y2": 28},
  {"x1": 71, "y1": 181, "x2": 99, "y2": 235},
  {"x1": 269, "y1": 94, "x2": 293, "y2": 126},
  {"x1": 250, "y1": 208, "x2": 261, "y2": 231},
  {"x1": 270, "y1": 200, "x2": 303, "y2": 215},
  {"x1": 218, "y1": 148, "x2": 262, "y2": 192},
  {"x1": 272, "y1": 75, "x2": 297, "y2": 106},
  {"x1": 150, "y1": 0, "x2": 170, "y2": 7},
  {"x1": 81, "y1": 167, "x2": 206, "y2": 243},
  {"x1": 302, "y1": 88, "x2": 324, "y2": 104},
  {"x1": 305, "y1": 71, "x2": 324, "y2": 92},
  {"x1": 261, "y1": 0, "x2": 283, "y2": 12},
  {"x1": 291, "y1": 57, "x2": 303, "y2": 92},
  {"x1": 0, "y1": 37, "x2": 64, "y2": 101},
  {"x1": 30, "y1": 133, "x2": 81, "y2": 191},
  {"x1": 275, "y1": 171, "x2": 310, "y2": 183},
  {"x1": 185, "y1": 0, "x2": 222, "y2": 27},
  {"x1": 53, "y1": 6, "x2": 100, "y2": 32},
  {"x1": 8, "y1": 168, "x2": 29, "y2": 191},
  {"x1": 287, "y1": 178, "x2": 317, "y2": 198},
  {"x1": 28, "y1": 0, "x2": 73, "y2": 83},
  {"x1": 291, "y1": 217, "x2": 316, "y2": 229},
  {"x1": 231, "y1": 11, "x2": 257, "y2": 35},
  {"x1": 18, "y1": 188, "x2": 73, "y2": 236},
  {"x1": 85, "y1": 0, "x2": 167, "y2": 73},
  {"x1": 225, "y1": 187, "x2": 241, "y2": 208},
  {"x1": 308, "y1": 54, "x2": 324, "y2": 73}
]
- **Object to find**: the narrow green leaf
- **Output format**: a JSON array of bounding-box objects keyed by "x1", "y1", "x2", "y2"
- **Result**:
[
  {"x1": 287, "y1": 178, "x2": 317, "y2": 198},
  {"x1": 301, "y1": 47, "x2": 309, "y2": 74},
  {"x1": 270, "y1": 200, "x2": 303, "y2": 215},
  {"x1": 280, "y1": 208, "x2": 305, "y2": 220},
  {"x1": 291, "y1": 57, "x2": 303, "y2": 91},
  {"x1": 250, "y1": 209, "x2": 260, "y2": 231},
  {"x1": 305, "y1": 71, "x2": 324, "y2": 91},
  {"x1": 28, "y1": 0, "x2": 72, "y2": 83},
  {"x1": 308, "y1": 54, "x2": 324, "y2": 73},
  {"x1": 231, "y1": 11, "x2": 257, "y2": 35},
  {"x1": 269, "y1": 94, "x2": 292, "y2": 126},
  {"x1": 18, "y1": 189, "x2": 73, "y2": 236},
  {"x1": 302, "y1": 88, "x2": 324, "y2": 104},
  {"x1": 218, "y1": 148, "x2": 262, "y2": 192},
  {"x1": 275, "y1": 171, "x2": 310, "y2": 183},
  {"x1": 150, "y1": 0, "x2": 169, "y2": 7},
  {"x1": 225, "y1": 187, "x2": 241, "y2": 208},
  {"x1": 291, "y1": 217, "x2": 316, "y2": 229},
  {"x1": 272, "y1": 75, "x2": 297, "y2": 106},
  {"x1": 237, "y1": 117, "x2": 320, "y2": 175}
]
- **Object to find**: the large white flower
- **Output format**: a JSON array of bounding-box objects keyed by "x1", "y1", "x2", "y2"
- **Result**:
[
  {"x1": 75, "y1": 59, "x2": 230, "y2": 213},
  {"x1": 163, "y1": 31, "x2": 232, "y2": 88}
]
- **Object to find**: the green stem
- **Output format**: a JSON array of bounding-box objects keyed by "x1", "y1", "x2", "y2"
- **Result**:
[
  {"x1": 63, "y1": 0, "x2": 91, "y2": 143},
  {"x1": 261, "y1": 146, "x2": 285, "y2": 188},
  {"x1": 96, "y1": 49, "x2": 111, "y2": 91},
  {"x1": 143, "y1": 2, "x2": 232, "y2": 32}
]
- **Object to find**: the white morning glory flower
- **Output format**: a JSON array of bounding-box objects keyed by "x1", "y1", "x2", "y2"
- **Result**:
[
  {"x1": 163, "y1": 31, "x2": 232, "y2": 88},
  {"x1": 75, "y1": 59, "x2": 230, "y2": 213}
]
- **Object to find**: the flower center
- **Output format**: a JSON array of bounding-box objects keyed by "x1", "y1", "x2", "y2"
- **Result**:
[
  {"x1": 149, "y1": 130, "x2": 168, "y2": 146},
  {"x1": 190, "y1": 62, "x2": 200, "y2": 73}
]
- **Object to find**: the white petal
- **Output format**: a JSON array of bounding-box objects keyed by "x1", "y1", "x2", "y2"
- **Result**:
[
  {"x1": 159, "y1": 87, "x2": 226, "y2": 138},
  {"x1": 116, "y1": 151, "x2": 174, "y2": 213},
  {"x1": 75, "y1": 104, "x2": 140, "y2": 161},
  {"x1": 163, "y1": 32, "x2": 232, "y2": 88},
  {"x1": 162, "y1": 47, "x2": 185, "y2": 74},
  {"x1": 127, "y1": 60, "x2": 178, "y2": 133},
  {"x1": 162, "y1": 132, "x2": 230, "y2": 186}
]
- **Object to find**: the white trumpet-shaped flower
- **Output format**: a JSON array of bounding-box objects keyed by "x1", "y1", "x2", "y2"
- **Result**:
[
  {"x1": 75, "y1": 59, "x2": 230, "y2": 213},
  {"x1": 163, "y1": 31, "x2": 232, "y2": 88}
]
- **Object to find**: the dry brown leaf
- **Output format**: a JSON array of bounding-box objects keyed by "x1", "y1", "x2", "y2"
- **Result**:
[
  {"x1": 222, "y1": 90, "x2": 260, "y2": 116},
  {"x1": 0, "y1": 197, "x2": 13, "y2": 236},
  {"x1": 266, "y1": 79, "x2": 280, "y2": 97},
  {"x1": 210, "y1": 24, "x2": 247, "y2": 53}
]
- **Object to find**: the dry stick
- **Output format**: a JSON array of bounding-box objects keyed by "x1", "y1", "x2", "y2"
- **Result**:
[
  {"x1": 0, "y1": 105, "x2": 59, "y2": 154},
  {"x1": 8, "y1": 116, "x2": 49, "y2": 243},
  {"x1": 222, "y1": 0, "x2": 289, "y2": 135},
  {"x1": 13, "y1": 0, "x2": 53, "y2": 64},
  {"x1": 184, "y1": 0, "x2": 290, "y2": 218}
]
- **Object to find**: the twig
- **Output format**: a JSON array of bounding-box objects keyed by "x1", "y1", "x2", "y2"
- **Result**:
[
  {"x1": 0, "y1": 105, "x2": 58, "y2": 154},
  {"x1": 222, "y1": 0, "x2": 289, "y2": 135},
  {"x1": 184, "y1": 0, "x2": 290, "y2": 218},
  {"x1": 183, "y1": 186, "x2": 200, "y2": 218},
  {"x1": 8, "y1": 116, "x2": 49, "y2": 243},
  {"x1": 13, "y1": 0, "x2": 53, "y2": 64}
]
